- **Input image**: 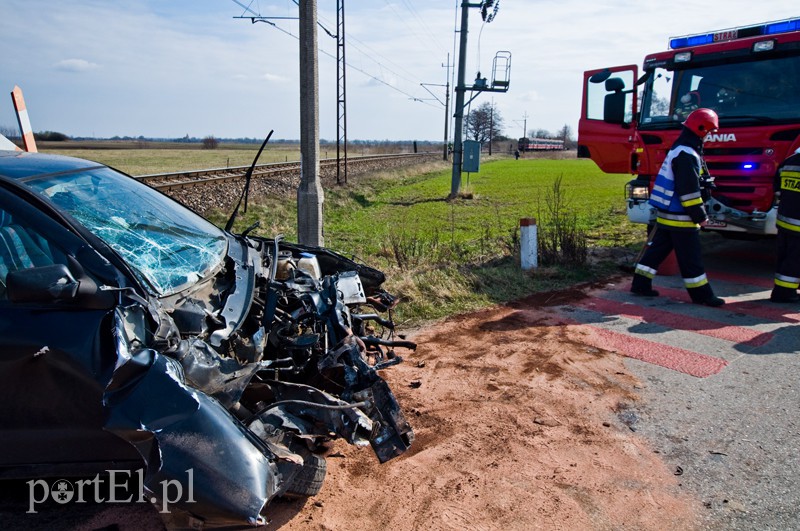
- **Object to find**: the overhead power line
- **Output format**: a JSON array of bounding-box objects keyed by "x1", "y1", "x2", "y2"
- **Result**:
[{"x1": 239, "y1": 15, "x2": 438, "y2": 108}]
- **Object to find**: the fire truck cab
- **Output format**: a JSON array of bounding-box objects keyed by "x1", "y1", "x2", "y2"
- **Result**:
[{"x1": 578, "y1": 17, "x2": 800, "y2": 236}]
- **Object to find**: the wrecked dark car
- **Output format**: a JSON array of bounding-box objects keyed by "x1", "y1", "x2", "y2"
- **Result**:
[{"x1": 0, "y1": 150, "x2": 414, "y2": 526}]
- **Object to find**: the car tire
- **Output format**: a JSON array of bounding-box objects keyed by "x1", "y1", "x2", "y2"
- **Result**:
[{"x1": 285, "y1": 453, "x2": 327, "y2": 497}]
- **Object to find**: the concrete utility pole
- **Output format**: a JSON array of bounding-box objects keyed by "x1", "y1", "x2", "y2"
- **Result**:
[
  {"x1": 450, "y1": 3, "x2": 471, "y2": 199},
  {"x1": 450, "y1": 1, "x2": 508, "y2": 198},
  {"x1": 298, "y1": 0, "x2": 324, "y2": 246}
]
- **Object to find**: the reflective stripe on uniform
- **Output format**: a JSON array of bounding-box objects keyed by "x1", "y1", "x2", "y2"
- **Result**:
[
  {"x1": 652, "y1": 184, "x2": 674, "y2": 194},
  {"x1": 650, "y1": 183, "x2": 673, "y2": 207},
  {"x1": 681, "y1": 196, "x2": 703, "y2": 207},
  {"x1": 683, "y1": 273, "x2": 709, "y2": 288},
  {"x1": 650, "y1": 195, "x2": 671, "y2": 207},
  {"x1": 649, "y1": 146, "x2": 700, "y2": 213},
  {"x1": 777, "y1": 214, "x2": 800, "y2": 232},
  {"x1": 775, "y1": 273, "x2": 800, "y2": 289},
  {"x1": 635, "y1": 264, "x2": 657, "y2": 279},
  {"x1": 657, "y1": 216, "x2": 699, "y2": 229},
  {"x1": 680, "y1": 191, "x2": 702, "y2": 201}
]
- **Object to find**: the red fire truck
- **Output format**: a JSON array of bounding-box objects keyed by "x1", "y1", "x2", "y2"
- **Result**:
[{"x1": 578, "y1": 17, "x2": 800, "y2": 236}]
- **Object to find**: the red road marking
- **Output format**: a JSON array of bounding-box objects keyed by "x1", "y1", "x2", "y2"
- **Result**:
[
  {"x1": 567, "y1": 322, "x2": 728, "y2": 378},
  {"x1": 706, "y1": 269, "x2": 774, "y2": 289},
  {"x1": 630, "y1": 284, "x2": 800, "y2": 323},
  {"x1": 578, "y1": 296, "x2": 773, "y2": 347}
]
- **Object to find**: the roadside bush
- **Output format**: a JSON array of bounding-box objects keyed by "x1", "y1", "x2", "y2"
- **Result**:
[{"x1": 536, "y1": 175, "x2": 588, "y2": 267}]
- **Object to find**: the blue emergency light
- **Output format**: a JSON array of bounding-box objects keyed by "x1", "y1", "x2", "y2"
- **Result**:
[
  {"x1": 670, "y1": 17, "x2": 800, "y2": 50},
  {"x1": 766, "y1": 19, "x2": 800, "y2": 35},
  {"x1": 670, "y1": 34, "x2": 713, "y2": 49}
]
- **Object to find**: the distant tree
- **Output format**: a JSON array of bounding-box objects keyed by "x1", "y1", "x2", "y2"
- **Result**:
[
  {"x1": 202, "y1": 135, "x2": 219, "y2": 149},
  {"x1": 531, "y1": 128, "x2": 552, "y2": 139},
  {"x1": 558, "y1": 124, "x2": 575, "y2": 148},
  {"x1": 0, "y1": 125, "x2": 18, "y2": 139},
  {"x1": 465, "y1": 102, "x2": 504, "y2": 144},
  {"x1": 33, "y1": 131, "x2": 69, "y2": 141}
]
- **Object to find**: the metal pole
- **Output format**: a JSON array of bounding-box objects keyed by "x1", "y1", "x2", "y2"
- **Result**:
[
  {"x1": 450, "y1": 1, "x2": 472, "y2": 198},
  {"x1": 443, "y1": 54, "x2": 450, "y2": 162},
  {"x1": 298, "y1": 0, "x2": 324, "y2": 246},
  {"x1": 336, "y1": 0, "x2": 348, "y2": 185},
  {"x1": 489, "y1": 98, "x2": 494, "y2": 156},
  {"x1": 443, "y1": 80, "x2": 450, "y2": 161}
]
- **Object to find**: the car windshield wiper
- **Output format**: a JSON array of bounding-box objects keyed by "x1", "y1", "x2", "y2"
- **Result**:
[{"x1": 225, "y1": 130, "x2": 273, "y2": 233}]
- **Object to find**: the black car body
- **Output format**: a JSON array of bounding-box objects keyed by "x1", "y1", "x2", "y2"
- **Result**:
[{"x1": 0, "y1": 150, "x2": 414, "y2": 525}]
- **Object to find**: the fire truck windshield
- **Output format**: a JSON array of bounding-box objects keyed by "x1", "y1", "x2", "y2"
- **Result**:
[{"x1": 639, "y1": 54, "x2": 800, "y2": 129}]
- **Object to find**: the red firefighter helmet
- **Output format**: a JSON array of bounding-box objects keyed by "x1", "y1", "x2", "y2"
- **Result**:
[{"x1": 683, "y1": 108, "x2": 719, "y2": 137}]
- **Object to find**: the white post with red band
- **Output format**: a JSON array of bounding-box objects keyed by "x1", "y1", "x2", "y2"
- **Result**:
[
  {"x1": 11, "y1": 85, "x2": 37, "y2": 153},
  {"x1": 520, "y1": 217, "x2": 538, "y2": 270}
]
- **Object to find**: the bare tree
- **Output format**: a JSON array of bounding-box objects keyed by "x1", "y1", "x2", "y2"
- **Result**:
[
  {"x1": 558, "y1": 124, "x2": 574, "y2": 148},
  {"x1": 202, "y1": 136, "x2": 219, "y2": 149},
  {"x1": 0, "y1": 125, "x2": 19, "y2": 139},
  {"x1": 465, "y1": 102, "x2": 504, "y2": 144}
]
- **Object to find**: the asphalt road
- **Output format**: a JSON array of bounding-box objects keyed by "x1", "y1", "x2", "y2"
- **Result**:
[{"x1": 558, "y1": 233, "x2": 799, "y2": 530}]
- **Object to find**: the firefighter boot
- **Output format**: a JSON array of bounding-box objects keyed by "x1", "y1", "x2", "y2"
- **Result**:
[
  {"x1": 631, "y1": 274, "x2": 659, "y2": 297},
  {"x1": 689, "y1": 285, "x2": 725, "y2": 307},
  {"x1": 770, "y1": 286, "x2": 800, "y2": 303}
]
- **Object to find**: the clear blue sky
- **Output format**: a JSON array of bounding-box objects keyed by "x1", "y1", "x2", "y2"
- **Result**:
[{"x1": 1, "y1": 1, "x2": 797, "y2": 141}]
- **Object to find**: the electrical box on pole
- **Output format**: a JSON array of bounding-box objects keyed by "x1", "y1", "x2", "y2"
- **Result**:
[
  {"x1": 450, "y1": 0, "x2": 510, "y2": 199},
  {"x1": 463, "y1": 140, "x2": 481, "y2": 173}
]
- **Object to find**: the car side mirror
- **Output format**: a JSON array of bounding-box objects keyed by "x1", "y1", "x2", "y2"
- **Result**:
[{"x1": 6, "y1": 264, "x2": 80, "y2": 303}]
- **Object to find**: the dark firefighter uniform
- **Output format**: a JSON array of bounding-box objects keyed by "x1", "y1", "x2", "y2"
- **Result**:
[
  {"x1": 771, "y1": 148, "x2": 800, "y2": 303},
  {"x1": 631, "y1": 128, "x2": 724, "y2": 306}
]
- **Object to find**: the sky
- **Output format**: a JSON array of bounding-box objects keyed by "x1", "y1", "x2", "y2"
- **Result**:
[{"x1": 0, "y1": 1, "x2": 798, "y2": 142}]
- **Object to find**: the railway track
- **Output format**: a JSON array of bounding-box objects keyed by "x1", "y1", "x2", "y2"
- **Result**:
[{"x1": 136, "y1": 152, "x2": 433, "y2": 191}]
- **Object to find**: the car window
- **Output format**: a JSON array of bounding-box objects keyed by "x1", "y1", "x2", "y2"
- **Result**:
[
  {"x1": 23, "y1": 167, "x2": 228, "y2": 296},
  {"x1": 0, "y1": 206, "x2": 66, "y2": 301}
]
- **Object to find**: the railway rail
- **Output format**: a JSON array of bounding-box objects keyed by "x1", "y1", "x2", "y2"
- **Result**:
[{"x1": 136, "y1": 152, "x2": 433, "y2": 191}]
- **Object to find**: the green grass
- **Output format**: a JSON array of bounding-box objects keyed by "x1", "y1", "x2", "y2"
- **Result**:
[
  {"x1": 40, "y1": 146, "x2": 300, "y2": 176},
  {"x1": 40, "y1": 141, "x2": 411, "y2": 176},
  {"x1": 41, "y1": 146, "x2": 641, "y2": 325},
  {"x1": 323, "y1": 158, "x2": 636, "y2": 256},
  {"x1": 209, "y1": 157, "x2": 641, "y2": 325}
]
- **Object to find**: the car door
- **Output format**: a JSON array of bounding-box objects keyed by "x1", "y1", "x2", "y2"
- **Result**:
[{"x1": 0, "y1": 185, "x2": 140, "y2": 472}]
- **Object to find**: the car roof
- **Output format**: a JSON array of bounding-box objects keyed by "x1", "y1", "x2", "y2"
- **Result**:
[{"x1": 0, "y1": 150, "x2": 104, "y2": 181}]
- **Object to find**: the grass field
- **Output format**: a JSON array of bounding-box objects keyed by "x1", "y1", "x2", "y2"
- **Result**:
[
  {"x1": 39, "y1": 146, "x2": 640, "y2": 324},
  {"x1": 38, "y1": 141, "x2": 416, "y2": 176},
  {"x1": 40, "y1": 144, "x2": 298, "y2": 176},
  {"x1": 207, "y1": 156, "x2": 641, "y2": 323}
]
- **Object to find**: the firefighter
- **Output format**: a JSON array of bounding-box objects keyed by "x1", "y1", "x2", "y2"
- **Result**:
[
  {"x1": 770, "y1": 147, "x2": 800, "y2": 303},
  {"x1": 631, "y1": 108, "x2": 725, "y2": 306}
]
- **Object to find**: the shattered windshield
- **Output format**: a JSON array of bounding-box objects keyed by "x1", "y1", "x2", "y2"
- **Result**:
[
  {"x1": 25, "y1": 167, "x2": 227, "y2": 296},
  {"x1": 640, "y1": 54, "x2": 800, "y2": 127}
]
